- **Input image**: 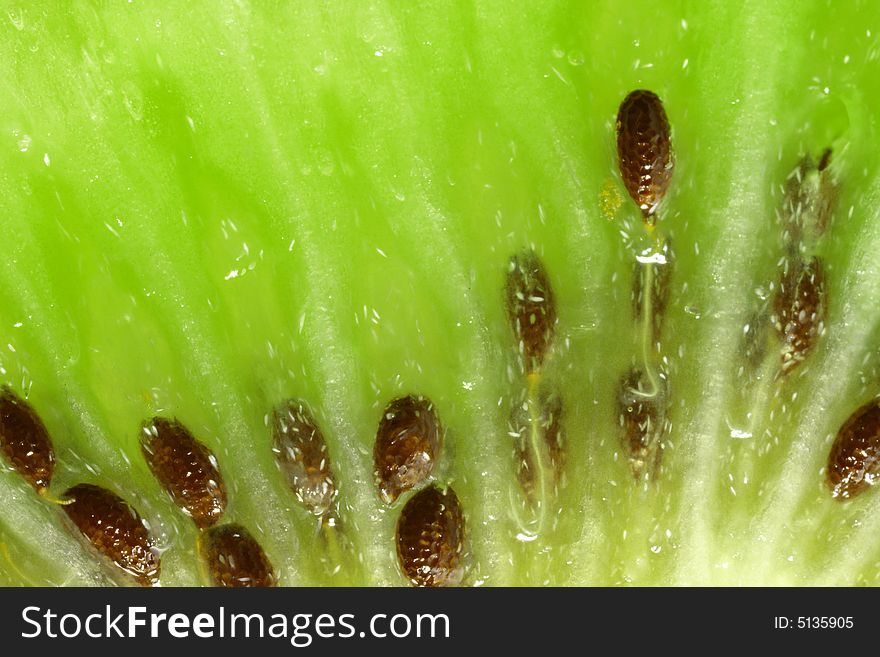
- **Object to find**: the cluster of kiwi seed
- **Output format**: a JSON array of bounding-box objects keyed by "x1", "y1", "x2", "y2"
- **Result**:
[
  {"x1": 609, "y1": 91, "x2": 878, "y2": 501},
  {"x1": 615, "y1": 89, "x2": 675, "y2": 481},
  {"x1": 1, "y1": 88, "x2": 879, "y2": 588},
  {"x1": 0, "y1": 382, "x2": 471, "y2": 587}
]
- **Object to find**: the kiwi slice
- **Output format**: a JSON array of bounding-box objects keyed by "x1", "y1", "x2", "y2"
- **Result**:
[{"x1": 0, "y1": 1, "x2": 878, "y2": 587}]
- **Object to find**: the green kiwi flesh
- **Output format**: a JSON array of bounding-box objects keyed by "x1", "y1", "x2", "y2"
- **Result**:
[{"x1": 0, "y1": 1, "x2": 879, "y2": 586}]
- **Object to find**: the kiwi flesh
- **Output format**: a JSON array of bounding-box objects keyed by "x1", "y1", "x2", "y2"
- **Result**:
[{"x1": 0, "y1": 1, "x2": 879, "y2": 586}]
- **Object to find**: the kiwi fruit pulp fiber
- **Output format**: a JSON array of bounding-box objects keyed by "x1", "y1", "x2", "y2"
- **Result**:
[{"x1": 0, "y1": 0, "x2": 879, "y2": 587}]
